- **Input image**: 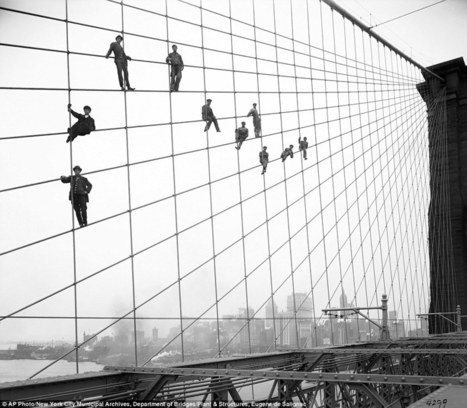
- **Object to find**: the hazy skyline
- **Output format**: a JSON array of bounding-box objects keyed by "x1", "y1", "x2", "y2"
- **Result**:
[{"x1": 0, "y1": 0, "x2": 463, "y2": 378}]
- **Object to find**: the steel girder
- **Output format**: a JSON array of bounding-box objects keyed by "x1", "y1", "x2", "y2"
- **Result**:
[{"x1": 4, "y1": 335, "x2": 467, "y2": 404}]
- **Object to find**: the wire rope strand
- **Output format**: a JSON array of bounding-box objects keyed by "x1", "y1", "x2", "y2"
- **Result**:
[
  {"x1": 64, "y1": 0, "x2": 80, "y2": 374},
  {"x1": 252, "y1": 0, "x2": 278, "y2": 352},
  {"x1": 228, "y1": 0, "x2": 252, "y2": 356},
  {"x1": 341, "y1": 14, "x2": 361, "y2": 342},
  {"x1": 329, "y1": 5, "x2": 349, "y2": 344},
  {"x1": 317, "y1": 0, "x2": 335, "y2": 345},
  {"x1": 304, "y1": 0, "x2": 320, "y2": 348},
  {"x1": 199, "y1": 0, "x2": 222, "y2": 358},
  {"x1": 165, "y1": 0, "x2": 185, "y2": 362},
  {"x1": 289, "y1": 0, "x2": 318, "y2": 347},
  {"x1": 119, "y1": 1, "x2": 139, "y2": 367},
  {"x1": 272, "y1": 0, "x2": 300, "y2": 349}
]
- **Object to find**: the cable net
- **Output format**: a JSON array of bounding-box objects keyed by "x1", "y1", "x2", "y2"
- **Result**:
[{"x1": 0, "y1": 0, "x2": 442, "y2": 380}]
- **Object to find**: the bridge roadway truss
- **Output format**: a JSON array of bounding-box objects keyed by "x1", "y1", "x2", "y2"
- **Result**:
[{"x1": 2, "y1": 333, "x2": 467, "y2": 406}]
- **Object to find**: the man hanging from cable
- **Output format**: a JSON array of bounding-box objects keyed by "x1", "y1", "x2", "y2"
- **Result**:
[
  {"x1": 259, "y1": 146, "x2": 269, "y2": 175},
  {"x1": 66, "y1": 104, "x2": 95, "y2": 143},
  {"x1": 298, "y1": 136, "x2": 308, "y2": 160},
  {"x1": 105, "y1": 35, "x2": 135, "y2": 91},
  {"x1": 202, "y1": 99, "x2": 221, "y2": 132},
  {"x1": 166, "y1": 44, "x2": 184, "y2": 92},
  {"x1": 247, "y1": 103, "x2": 262, "y2": 138},
  {"x1": 281, "y1": 144, "x2": 294, "y2": 162},
  {"x1": 235, "y1": 122, "x2": 249, "y2": 150},
  {"x1": 60, "y1": 166, "x2": 93, "y2": 228}
]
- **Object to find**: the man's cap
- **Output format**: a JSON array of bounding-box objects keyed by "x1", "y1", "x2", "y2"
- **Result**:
[
  {"x1": 241, "y1": 121, "x2": 245, "y2": 124},
  {"x1": 253, "y1": 103, "x2": 257, "y2": 106},
  {"x1": 116, "y1": 35, "x2": 123, "y2": 40},
  {"x1": 73, "y1": 165, "x2": 82, "y2": 171},
  {"x1": 263, "y1": 146, "x2": 267, "y2": 149},
  {"x1": 207, "y1": 99, "x2": 212, "y2": 102},
  {"x1": 83, "y1": 105, "x2": 91, "y2": 111},
  {"x1": 289, "y1": 144, "x2": 294, "y2": 147},
  {"x1": 172, "y1": 44, "x2": 178, "y2": 47}
]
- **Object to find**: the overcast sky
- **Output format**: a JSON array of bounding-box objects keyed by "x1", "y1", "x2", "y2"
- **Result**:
[{"x1": 0, "y1": 0, "x2": 463, "y2": 371}]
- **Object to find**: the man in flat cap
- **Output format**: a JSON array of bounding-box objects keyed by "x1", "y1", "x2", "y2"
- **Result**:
[
  {"x1": 61, "y1": 166, "x2": 93, "y2": 228},
  {"x1": 166, "y1": 44, "x2": 184, "y2": 92},
  {"x1": 259, "y1": 146, "x2": 269, "y2": 175},
  {"x1": 66, "y1": 104, "x2": 96, "y2": 143},
  {"x1": 235, "y1": 121, "x2": 249, "y2": 150},
  {"x1": 298, "y1": 136, "x2": 308, "y2": 160},
  {"x1": 281, "y1": 144, "x2": 294, "y2": 162},
  {"x1": 201, "y1": 99, "x2": 220, "y2": 132},
  {"x1": 105, "y1": 35, "x2": 135, "y2": 91},
  {"x1": 247, "y1": 102, "x2": 261, "y2": 138}
]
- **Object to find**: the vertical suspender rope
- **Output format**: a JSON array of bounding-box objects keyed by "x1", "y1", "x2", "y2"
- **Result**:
[
  {"x1": 350, "y1": 21, "x2": 372, "y2": 340},
  {"x1": 289, "y1": 0, "x2": 317, "y2": 347},
  {"x1": 394, "y1": 54, "x2": 410, "y2": 331},
  {"x1": 329, "y1": 8, "x2": 349, "y2": 343},
  {"x1": 318, "y1": 0, "x2": 335, "y2": 344},
  {"x1": 165, "y1": 0, "x2": 185, "y2": 363},
  {"x1": 271, "y1": 0, "x2": 299, "y2": 349},
  {"x1": 373, "y1": 40, "x2": 390, "y2": 303},
  {"x1": 304, "y1": 0, "x2": 320, "y2": 347},
  {"x1": 360, "y1": 28, "x2": 380, "y2": 326},
  {"x1": 382, "y1": 45, "x2": 403, "y2": 335},
  {"x1": 362, "y1": 31, "x2": 382, "y2": 326},
  {"x1": 404, "y1": 85, "x2": 433, "y2": 334},
  {"x1": 409, "y1": 62, "x2": 429, "y2": 329},
  {"x1": 391, "y1": 52, "x2": 408, "y2": 332},
  {"x1": 228, "y1": 0, "x2": 252, "y2": 355},
  {"x1": 252, "y1": 0, "x2": 278, "y2": 350},
  {"x1": 165, "y1": 0, "x2": 185, "y2": 361},
  {"x1": 119, "y1": 1, "x2": 138, "y2": 366},
  {"x1": 199, "y1": 0, "x2": 222, "y2": 357},
  {"x1": 397, "y1": 56, "x2": 418, "y2": 335},
  {"x1": 367, "y1": 32, "x2": 388, "y2": 311},
  {"x1": 341, "y1": 15, "x2": 361, "y2": 341},
  {"x1": 65, "y1": 0, "x2": 80, "y2": 373}
]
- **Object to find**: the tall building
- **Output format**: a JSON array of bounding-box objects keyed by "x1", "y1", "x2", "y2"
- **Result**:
[
  {"x1": 340, "y1": 291, "x2": 350, "y2": 309},
  {"x1": 152, "y1": 327, "x2": 159, "y2": 341},
  {"x1": 265, "y1": 298, "x2": 278, "y2": 329},
  {"x1": 283, "y1": 293, "x2": 314, "y2": 348},
  {"x1": 287, "y1": 293, "x2": 313, "y2": 318}
]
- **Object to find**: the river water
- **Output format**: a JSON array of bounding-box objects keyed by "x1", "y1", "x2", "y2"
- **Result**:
[{"x1": 0, "y1": 359, "x2": 104, "y2": 383}]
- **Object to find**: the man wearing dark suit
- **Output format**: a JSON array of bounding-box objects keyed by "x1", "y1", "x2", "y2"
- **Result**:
[
  {"x1": 166, "y1": 44, "x2": 184, "y2": 92},
  {"x1": 66, "y1": 104, "x2": 95, "y2": 143},
  {"x1": 281, "y1": 145, "x2": 294, "y2": 162},
  {"x1": 259, "y1": 146, "x2": 269, "y2": 175},
  {"x1": 61, "y1": 166, "x2": 93, "y2": 228},
  {"x1": 201, "y1": 99, "x2": 220, "y2": 132},
  {"x1": 298, "y1": 136, "x2": 308, "y2": 160},
  {"x1": 247, "y1": 103, "x2": 262, "y2": 137},
  {"x1": 235, "y1": 122, "x2": 249, "y2": 150},
  {"x1": 105, "y1": 35, "x2": 135, "y2": 91}
]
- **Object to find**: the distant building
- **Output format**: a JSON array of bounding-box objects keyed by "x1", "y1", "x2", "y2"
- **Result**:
[
  {"x1": 152, "y1": 327, "x2": 159, "y2": 341},
  {"x1": 265, "y1": 299, "x2": 278, "y2": 329},
  {"x1": 388, "y1": 311, "x2": 406, "y2": 339}
]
